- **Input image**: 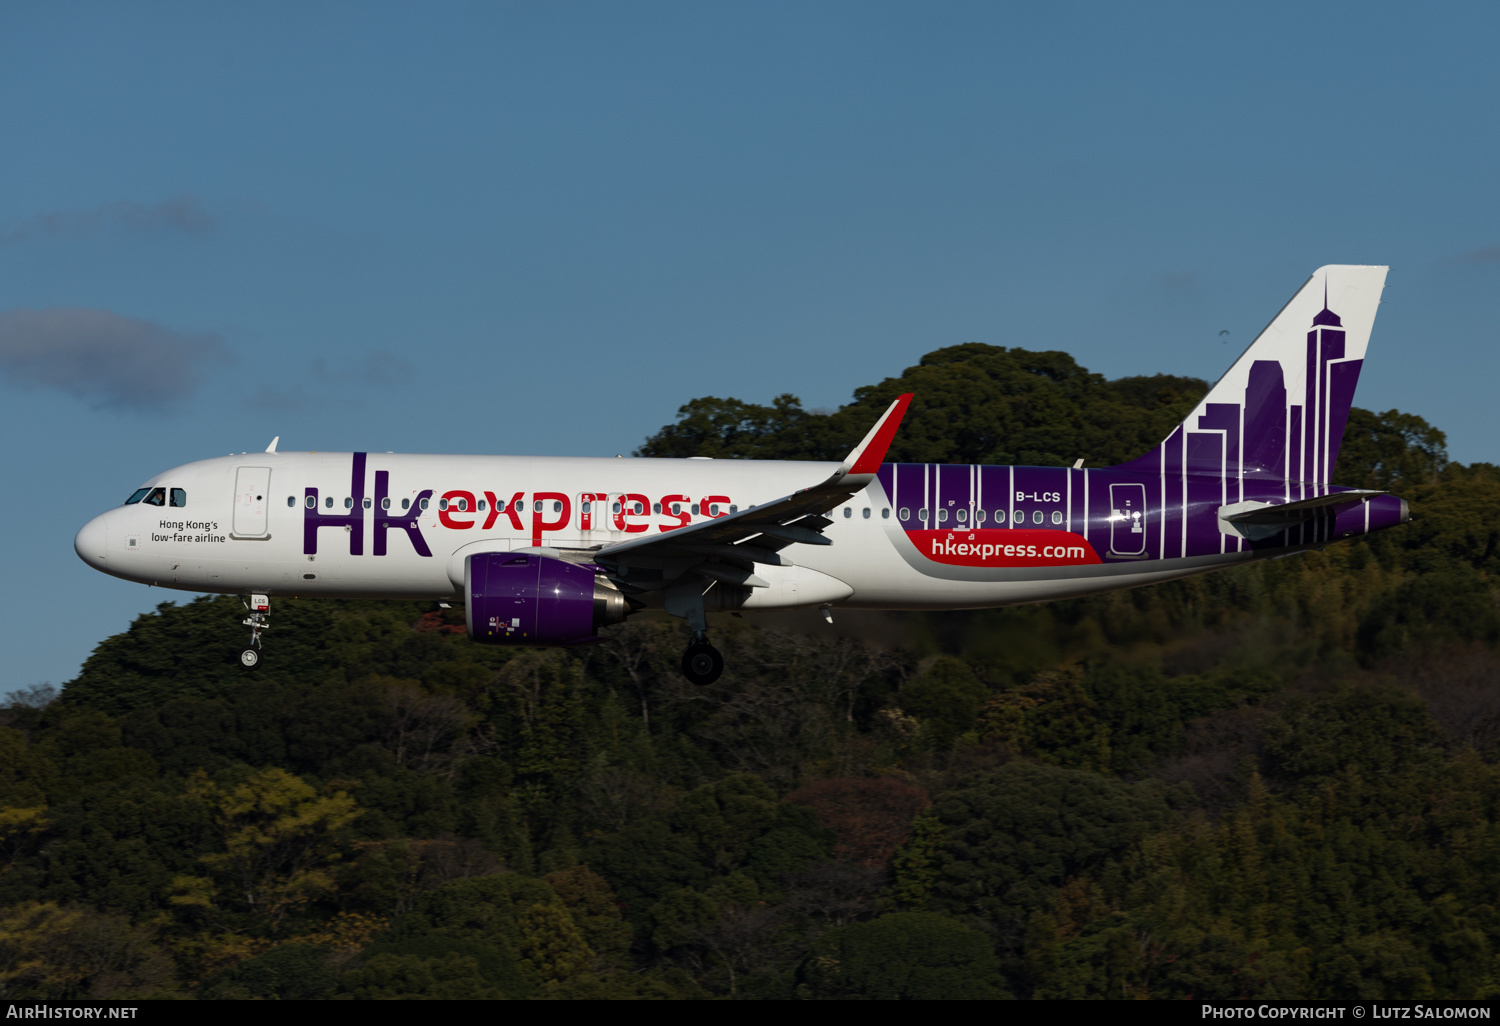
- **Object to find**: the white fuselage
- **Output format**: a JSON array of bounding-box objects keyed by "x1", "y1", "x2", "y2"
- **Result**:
[{"x1": 74, "y1": 450, "x2": 1236, "y2": 613}]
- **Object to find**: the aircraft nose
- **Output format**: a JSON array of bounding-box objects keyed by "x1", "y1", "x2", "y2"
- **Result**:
[{"x1": 74, "y1": 514, "x2": 108, "y2": 566}]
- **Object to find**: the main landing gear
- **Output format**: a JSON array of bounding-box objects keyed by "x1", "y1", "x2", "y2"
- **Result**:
[
  {"x1": 240, "y1": 593, "x2": 269, "y2": 669},
  {"x1": 665, "y1": 580, "x2": 724, "y2": 686},
  {"x1": 681, "y1": 635, "x2": 724, "y2": 686}
]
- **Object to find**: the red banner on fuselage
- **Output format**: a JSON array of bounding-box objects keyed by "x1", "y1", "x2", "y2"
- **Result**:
[{"x1": 908, "y1": 529, "x2": 1103, "y2": 568}]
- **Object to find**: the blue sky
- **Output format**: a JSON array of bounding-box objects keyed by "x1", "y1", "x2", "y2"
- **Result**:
[{"x1": 3, "y1": 1, "x2": 1497, "y2": 693}]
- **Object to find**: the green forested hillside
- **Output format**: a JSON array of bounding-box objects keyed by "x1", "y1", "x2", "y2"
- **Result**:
[{"x1": 4, "y1": 344, "x2": 1499, "y2": 999}]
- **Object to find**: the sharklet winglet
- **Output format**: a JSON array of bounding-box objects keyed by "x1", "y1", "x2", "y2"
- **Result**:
[{"x1": 840, "y1": 393, "x2": 913, "y2": 478}]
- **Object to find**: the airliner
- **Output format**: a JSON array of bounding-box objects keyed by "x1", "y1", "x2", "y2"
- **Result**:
[{"x1": 75, "y1": 265, "x2": 1406, "y2": 684}]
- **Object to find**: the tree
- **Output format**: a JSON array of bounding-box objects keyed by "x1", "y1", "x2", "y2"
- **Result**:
[
  {"x1": 785, "y1": 777, "x2": 930, "y2": 867},
  {"x1": 799, "y1": 911, "x2": 1009, "y2": 999},
  {"x1": 361, "y1": 934, "x2": 529, "y2": 998},
  {"x1": 911, "y1": 763, "x2": 1177, "y2": 933},
  {"x1": 1336, "y1": 408, "x2": 1448, "y2": 489},
  {"x1": 516, "y1": 902, "x2": 592, "y2": 988},
  {"x1": 172, "y1": 767, "x2": 360, "y2": 934},
  {"x1": 543, "y1": 865, "x2": 632, "y2": 966},
  {"x1": 339, "y1": 952, "x2": 506, "y2": 999},
  {"x1": 899, "y1": 656, "x2": 990, "y2": 750},
  {"x1": 0, "y1": 902, "x2": 174, "y2": 999},
  {"x1": 197, "y1": 943, "x2": 336, "y2": 1000},
  {"x1": 637, "y1": 344, "x2": 1207, "y2": 467}
]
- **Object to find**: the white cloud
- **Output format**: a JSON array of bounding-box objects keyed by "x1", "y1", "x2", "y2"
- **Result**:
[{"x1": 0, "y1": 307, "x2": 227, "y2": 410}]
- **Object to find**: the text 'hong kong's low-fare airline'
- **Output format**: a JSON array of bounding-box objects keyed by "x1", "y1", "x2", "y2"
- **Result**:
[{"x1": 76, "y1": 265, "x2": 1406, "y2": 683}]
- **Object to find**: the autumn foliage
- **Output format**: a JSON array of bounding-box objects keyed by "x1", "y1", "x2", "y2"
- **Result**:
[{"x1": 785, "y1": 777, "x2": 930, "y2": 867}]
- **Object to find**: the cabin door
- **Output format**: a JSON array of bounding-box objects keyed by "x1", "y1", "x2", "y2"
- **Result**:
[{"x1": 233, "y1": 467, "x2": 272, "y2": 538}]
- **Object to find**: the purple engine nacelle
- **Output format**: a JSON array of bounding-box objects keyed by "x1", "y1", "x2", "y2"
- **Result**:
[{"x1": 465, "y1": 552, "x2": 629, "y2": 646}]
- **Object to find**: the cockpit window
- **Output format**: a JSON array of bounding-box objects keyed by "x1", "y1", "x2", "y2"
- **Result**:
[
  {"x1": 170, "y1": 488, "x2": 187, "y2": 508},
  {"x1": 142, "y1": 488, "x2": 166, "y2": 507},
  {"x1": 125, "y1": 488, "x2": 151, "y2": 505}
]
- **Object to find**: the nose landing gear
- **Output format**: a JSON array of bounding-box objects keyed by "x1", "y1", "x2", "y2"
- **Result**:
[{"x1": 240, "y1": 593, "x2": 269, "y2": 669}]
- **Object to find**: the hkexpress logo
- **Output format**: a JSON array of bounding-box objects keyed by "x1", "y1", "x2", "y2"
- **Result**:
[
  {"x1": 301, "y1": 453, "x2": 734, "y2": 557},
  {"x1": 908, "y1": 529, "x2": 1103, "y2": 568}
]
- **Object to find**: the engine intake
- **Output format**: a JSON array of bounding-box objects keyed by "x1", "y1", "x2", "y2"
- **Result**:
[{"x1": 465, "y1": 552, "x2": 628, "y2": 646}]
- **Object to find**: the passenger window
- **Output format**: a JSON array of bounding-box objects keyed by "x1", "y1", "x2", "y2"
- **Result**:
[
  {"x1": 708, "y1": 503, "x2": 718, "y2": 516},
  {"x1": 691, "y1": 503, "x2": 699, "y2": 515},
  {"x1": 730, "y1": 505, "x2": 738, "y2": 514},
  {"x1": 124, "y1": 488, "x2": 151, "y2": 505},
  {"x1": 287, "y1": 496, "x2": 295, "y2": 507},
  {"x1": 863, "y1": 508, "x2": 871, "y2": 519},
  {"x1": 420, "y1": 498, "x2": 430, "y2": 510},
  {"x1": 882, "y1": 508, "x2": 890, "y2": 519},
  {"x1": 363, "y1": 497, "x2": 372, "y2": 509},
  {"x1": 457, "y1": 498, "x2": 468, "y2": 512},
  {"x1": 653, "y1": 503, "x2": 661, "y2": 514},
  {"x1": 956, "y1": 508, "x2": 967, "y2": 523},
  {"x1": 344, "y1": 497, "x2": 353, "y2": 509},
  {"x1": 937, "y1": 509, "x2": 947, "y2": 523},
  {"x1": 382, "y1": 498, "x2": 391, "y2": 510},
  {"x1": 305, "y1": 495, "x2": 316, "y2": 509},
  {"x1": 918, "y1": 509, "x2": 928, "y2": 523},
  {"x1": 478, "y1": 500, "x2": 486, "y2": 511},
  {"x1": 170, "y1": 488, "x2": 187, "y2": 507},
  {"x1": 325, "y1": 496, "x2": 334, "y2": 509},
  {"x1": 143, "y1": 488, "x2": 166, "y2": 506},
  {"x1": 1052, "y1": 510, "x2": 1063, "y2": 525},
  {"x1": 612, "y1": 502, "x2": 622, "y2": 514},
  {"x1": 401, "y1": 498, "x2": 410, "y2": 510},
  {"x1": 439, "y1": 498, "x2": 449, "y2": 511},
  {"x1": 899, "y1": 507, "x2": 909, "y2": 521},
  {"x1": 1012, "y1": 509, "x2": 1024, "y2": 524},
  {"x1": 976, "y1": 509, "x2": 986, "y2": 523},
  {"x1": 843, "y1": 507, "x2": 851, "y2": 518},
  {"x1": 553, "y1": 501, "x2": 562, "y2": 513},
  {"x1": 1033, "y1": 510, "x2": 1044, "y2": 525}
]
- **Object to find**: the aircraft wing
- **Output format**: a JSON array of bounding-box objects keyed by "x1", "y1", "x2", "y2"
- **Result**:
[{"x1": 592, "y1": 394, "x2": 913, "y2": 590}]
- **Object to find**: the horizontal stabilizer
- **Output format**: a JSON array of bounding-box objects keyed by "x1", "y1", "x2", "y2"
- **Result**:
[{"x1": 1221, "y1": 489, "x2": 1386, "y2": 526}]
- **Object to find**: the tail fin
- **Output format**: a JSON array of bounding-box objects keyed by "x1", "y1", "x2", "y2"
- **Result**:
[{"x1": 1123, "y1": 264, "x2": 1388, "y2": 484}]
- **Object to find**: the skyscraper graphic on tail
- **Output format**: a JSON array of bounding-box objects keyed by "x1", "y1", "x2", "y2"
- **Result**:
[{"x1": 1127, "y1": 264, "x2": 1385, "y2": 488}]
